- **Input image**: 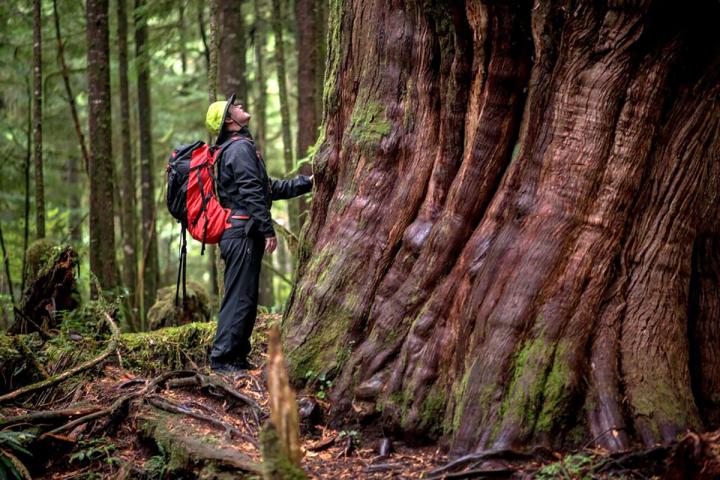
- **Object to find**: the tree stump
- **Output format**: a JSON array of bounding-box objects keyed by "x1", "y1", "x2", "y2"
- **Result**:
[{"x1": 10, "y1": 242, "x2": 79, "y2": 334}]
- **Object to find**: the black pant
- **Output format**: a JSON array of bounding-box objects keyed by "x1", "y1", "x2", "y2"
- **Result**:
[{"x1": 210, "y1": 222, "x2": 265, "y2": 366}]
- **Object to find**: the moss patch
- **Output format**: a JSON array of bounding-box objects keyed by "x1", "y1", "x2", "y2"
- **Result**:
[
  {"x1": 118, "y1": 321, "x2": 216, "y2": 374},
  {"x1": 348, "y1": 101, "x2": 391, "y2": 152}
]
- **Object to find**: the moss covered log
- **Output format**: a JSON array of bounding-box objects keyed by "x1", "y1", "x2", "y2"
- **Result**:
[{"x1": 138, "y1": 408, "x2": 262, "y2": 479}]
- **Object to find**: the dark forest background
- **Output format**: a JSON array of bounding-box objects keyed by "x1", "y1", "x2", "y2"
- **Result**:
[{"x1": 0, "y1": 0, "x2": 327, "y2": 331}]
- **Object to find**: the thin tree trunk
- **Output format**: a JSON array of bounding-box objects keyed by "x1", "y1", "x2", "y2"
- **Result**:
[
  {"x1": 295, "y1": 0, "x2": 325, "y2": 227},
  {"x1": 52, "y1": 0, "x2": 89, "y2": 175},
  {"x1": 179, "y1": 2, "x2": 187, "y2": 75},
  {"x1": 207, "y1": 0, "x2": 221, "y2": 302},
  {"x1": 219, "y1": 0, "x2": 246, "y2": 100},
  {"x1": 253, "y1": 0, "x2": 267, "y2": 149},
  {"x1": 135, "y1": 0, "x2": 158, "y2": 324},
  {"x1": 86, "y1": 0, "x2": 119, "y2": 293},
  {"x1": 0, "y1": 223, "x2": 15, "y2": 305},
  {"x1": 254, "y1": 0, "x2": 274, "y2": 307},
  {"x1": 117, "y1": 0, "x2": 139, "y2": 330},
  {"x1": 282, "y1": 0, "x2": 720, "y2": 454},
  {"x1": 21, "y1": 79, "x2": 31, "y2": 294},
  {"x1": 65, "y1": 155, "x2": 82, "y2": 245},
  {"x1": 33, "y1": 0, "x2": 45, "y2": 239},
  {"x1": 198, "y1": 0, "x2": 210, "y2": 72},
  {"x1": 271, "y1": 0, "x2": 298, "y2": 237}
]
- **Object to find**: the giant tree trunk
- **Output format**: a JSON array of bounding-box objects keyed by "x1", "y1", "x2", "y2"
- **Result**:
[
  {"x1": 116, "y1": 0, "x2": 139, "y2": 329},
  {"x1": 135, "y1": 0, "x2": 159, "y2": 323},
  {"x1": 86, "y1": 0, "x2": 119, "y2": 292},
  {"x1": 282, "y1": 0, "x2": 720, "y2": 454},
  {"x1": 32, "y1": 0, "x2": 45, "y2": 239}
]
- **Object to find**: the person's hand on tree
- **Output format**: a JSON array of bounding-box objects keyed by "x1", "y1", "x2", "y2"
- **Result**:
[{"x1": 265, "y1": 236, "x2": 277, "y2": 254}]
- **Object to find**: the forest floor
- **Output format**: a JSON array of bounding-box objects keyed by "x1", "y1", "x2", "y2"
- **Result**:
[{"x1": 1, "y1": 314, "x2": 717, "y2": 479}]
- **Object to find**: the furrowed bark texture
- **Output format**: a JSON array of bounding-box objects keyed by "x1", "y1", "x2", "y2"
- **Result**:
[
  {"x1": 86, "y1": 0, "x2": 119, "y2": 292},
  {"x1": 283, "y1": 0, "x2": 720, "y2": 453}
]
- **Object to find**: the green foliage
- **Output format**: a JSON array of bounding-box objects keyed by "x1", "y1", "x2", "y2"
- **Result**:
[
  {"x1": 536, "y1": 453, "x2": 595, "y2": 480},
  {"x1": 303, "y1": 369, "x2": 333, "y2": 399},
  {"x1": 144, "y1": 453, "x2": 168, "y2": 480},
  {"x1": 0, "y1": 430, "x2": 34, "y2": 480},
  {"x1": 69, "y1": 438, "x2": 120, "y2": 467}
]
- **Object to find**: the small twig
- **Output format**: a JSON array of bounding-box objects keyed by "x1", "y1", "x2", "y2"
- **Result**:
[{"x1": 0, "y1": 312, "x2": 120, "y2": 404}]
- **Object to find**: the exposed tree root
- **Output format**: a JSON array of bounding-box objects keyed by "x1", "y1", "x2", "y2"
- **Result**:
[{"x1": 0, "y1": 406, "x2": 102, "y2": 428}]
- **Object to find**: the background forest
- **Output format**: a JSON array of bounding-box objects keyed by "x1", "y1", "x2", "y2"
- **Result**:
[{"x1": 0, "y1": 0, "x2": 326, "y2": 331}]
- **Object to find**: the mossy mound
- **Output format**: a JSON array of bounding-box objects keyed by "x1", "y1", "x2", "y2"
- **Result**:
[
  {"x1": 147, "y1": 282, "x2": 211, "y2": 331},
  {"x1": 118, "y1": 321, "x2": 217, "y2": 374}
]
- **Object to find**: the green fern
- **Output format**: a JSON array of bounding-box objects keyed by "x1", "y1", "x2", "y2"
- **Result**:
[{"x1": 0, "y1": 431, "x2": 34, "y2": 480}]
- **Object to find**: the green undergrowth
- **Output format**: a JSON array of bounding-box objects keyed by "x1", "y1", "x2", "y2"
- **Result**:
[{"x1": 536, "y1": 452, "x2": 596, "y2": 480}]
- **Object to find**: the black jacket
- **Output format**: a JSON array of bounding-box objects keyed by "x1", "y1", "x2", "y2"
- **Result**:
[{"x1": 216, "y1": 128, "x2": 312, "y2": 237}]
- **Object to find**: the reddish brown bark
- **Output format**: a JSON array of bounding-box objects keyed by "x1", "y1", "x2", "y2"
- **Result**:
[{"x1": 283, "y1": 0, "x2": 720, "y2": 453}]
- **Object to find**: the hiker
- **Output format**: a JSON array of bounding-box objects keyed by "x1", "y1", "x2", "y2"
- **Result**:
[{"x1": 205, "y1": 93, "x2": 313, "y2": 373}]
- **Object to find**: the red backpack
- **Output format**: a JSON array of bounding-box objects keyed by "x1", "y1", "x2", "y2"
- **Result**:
[{"x1": 165, "y1": 137, "x2": 242, "y2": 304}]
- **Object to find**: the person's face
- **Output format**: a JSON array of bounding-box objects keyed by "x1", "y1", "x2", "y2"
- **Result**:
[{"x1": 226, "y1": 102, "x2": 251, "y2": 128}]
